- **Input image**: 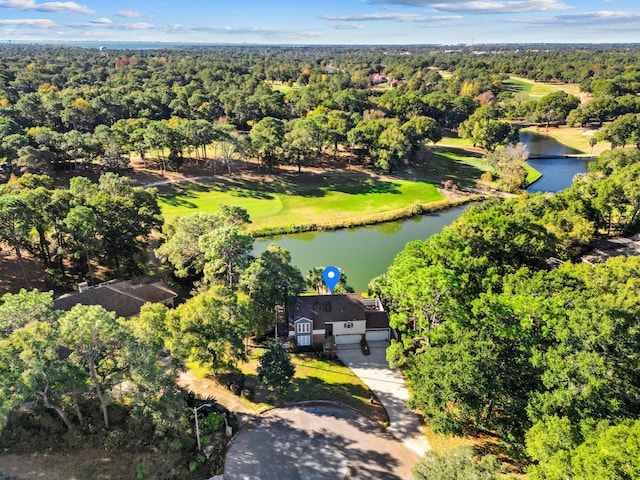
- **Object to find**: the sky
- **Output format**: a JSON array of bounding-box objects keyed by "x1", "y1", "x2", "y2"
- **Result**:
[{"x1": 0, "y1": 0, "x2": 638, "y2": 45}]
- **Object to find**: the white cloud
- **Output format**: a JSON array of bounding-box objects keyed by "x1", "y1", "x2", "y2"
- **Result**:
[
  {"x1": 322, "y1": 12, "x2": 461, "y2": 22},
  {"x1": 430, "y1": 1, "x2": 570, "y2": 13},
  {"x1": 554, "y1": 10, "x2": 640, "y2": 24},
  {"x1": 331, "y1": 22, "x2": 365, "y2": 29},
  {"x1": 158, "y1": 24, "x2": 325, "y2": 40},
  {"x1": 67, "y1": 17, "x2": 113, "y2": 28},
  {"x1": 509, "y1": 9, "x2": 640, "y2": 25},
  {"x1": 120, "y1": 22, "x2": 155, "y2": 30},
  {"x1": 367, "y1": 0, "x2": 570, "y2": 14},
  {"x1": 0, "y1": 18, "x2": 56, "y2": 27},
  {"x1": 62, "y1": 19, "x2": 324, "y2": 40},
  {"x1": 0, "y1": 0, "x2": 94, "y2": 14},
  {"x1": 115, "y1": 10, "x2": 144, "y2": 18}
]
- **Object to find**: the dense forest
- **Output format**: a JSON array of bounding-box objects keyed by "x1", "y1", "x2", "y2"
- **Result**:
[
  {"x1": 373, "y1": 147, "x2": 640, "y2": 477},
  {"x1": 1, "y1": 44, "x2": 639, "y2": 479}
]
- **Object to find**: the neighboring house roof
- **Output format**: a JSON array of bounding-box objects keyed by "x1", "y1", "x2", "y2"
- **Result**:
[
  {"x1": 54, "y1": 280, "x2": 178, "y2": 318},
  {"x1": 288, "y1": 294, "x2": 390, "y2": 331},
  {"x1": 581, "y1": 234, "x2": 640, "y2": 264}
]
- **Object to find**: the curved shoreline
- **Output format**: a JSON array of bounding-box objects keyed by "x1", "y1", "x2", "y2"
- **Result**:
[{"x1": 250, "y1": 195, "x2": 480, "y2": 238}]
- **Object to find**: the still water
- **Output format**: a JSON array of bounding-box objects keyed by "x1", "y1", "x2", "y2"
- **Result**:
[
  {"x1": 520, "y1": 130, "x2": 592, "y2": 193},
  {"x1": 253, "y1": 133, "x2": 591, "y2": 292},
  {"x1": 519, "y1": 131, "x2": 582, "y2": 156},
  {"x1": 253, "y1": 205, "x2": 469, "y2": 292},
  {"x1": 526, "y1": 157, "x2": 591, "y2": 193}
]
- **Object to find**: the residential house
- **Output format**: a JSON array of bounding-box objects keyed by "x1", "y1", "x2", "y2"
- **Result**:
[
  {"x1": 287, "y1": 294, "x2": 391, "y2": 347},
  {"x1": 54, "y1": 279, "x2": 178, "y2": 318}
]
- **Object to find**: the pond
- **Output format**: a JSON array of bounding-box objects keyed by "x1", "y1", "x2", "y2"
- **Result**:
[
  {"x1": 520, "y1": 130, "x2": 592, "y2": 193},
  {"x1": 519, "y1": 131, "x2": 582, "y2": 156},
  {"x1": 253, "y1": 133, "x2": 592, "y2": 292},
  {"x1": 253, "y1": 205, "x2": 469, "y2": 292},
  {"x1": 526, "y1": 157, "x2": 591, "y2": 193}
]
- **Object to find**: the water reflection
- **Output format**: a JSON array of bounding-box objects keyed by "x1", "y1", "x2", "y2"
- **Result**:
[
  {"x1": 520, "y1": 131, "x2": 582, "y2": 156},
  {"x1": 252, "y1": 205, "x2": 469, "y2": 292}
]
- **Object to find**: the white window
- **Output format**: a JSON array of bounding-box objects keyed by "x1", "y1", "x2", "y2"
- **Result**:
[
  {"x1": 298, "y1": 335, "x2": 311, "y2": 346},
  {"x1": 297, "y1": 322, "x2": 311, "y2": 333}
]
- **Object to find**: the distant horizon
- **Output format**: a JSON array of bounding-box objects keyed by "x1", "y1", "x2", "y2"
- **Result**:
[
  {"x1": 0, "y1": 0, "x2": 638, "y2": 45},
  {"x1": 4, "y1": 40, "x2": 640, "y2": 49}
]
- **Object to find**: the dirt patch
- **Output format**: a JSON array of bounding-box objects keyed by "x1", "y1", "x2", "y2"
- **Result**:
[
  {"x1": 0, "y1": 450, "x2": 185, "y2": 480},
  {"x1": 0, "y1": 248, "x2": 47, "y2": 294}
]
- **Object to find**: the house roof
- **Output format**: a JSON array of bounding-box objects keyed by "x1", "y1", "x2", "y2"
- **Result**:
[
  {"x1": 54, "y1": 280, "x2": 178, "y2": 318},
  {"x1": 581, "y1": 234, "x2": 640, "y2": 264},
  {"x1": 288, "y1": 294, "x2": 366, "y2": 330}
]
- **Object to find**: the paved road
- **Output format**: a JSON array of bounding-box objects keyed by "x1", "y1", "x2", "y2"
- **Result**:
[
  {"x1": 223, "y1": 404, "x2": 419, "y2": 480},
  {"x1": 337, "y1": 341, "x2": 431, "y2": 457}
]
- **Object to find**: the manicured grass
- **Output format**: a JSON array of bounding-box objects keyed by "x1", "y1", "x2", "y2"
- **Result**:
[
  {"x1": 157, "y1": 171, "x2": 444, "y2": 232},
  {"x1": 440, "y1": 134, "x2": 476, "y2": 148},
  {"x1": 502, "y1": 77, "x2": 533, "y2": 95},
  {"x1": 503, "y1": 76, "x2": 582, "y2": 99},
  {"x1": 418, "y1": 146, "x2": 490, "y2": 188},
  {"x1": 238, "y1": 350, "x2": 386, "y2": 422},
  {"x1": 524, "y1": 163, "x2": 542, "y2": 185},
  {"x1": 267, "y1": 80, "x2": 302, "y2": 92},
  {"x1": 424, "y1": 145, "x2": 542, "y2": 188},
  {"x1": 286, "y1": 354, "x2": 385, "y2": 421}
]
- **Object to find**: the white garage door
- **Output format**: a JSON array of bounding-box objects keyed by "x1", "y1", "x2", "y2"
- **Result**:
[
  {"x1": 366, "y1": 329, "x2": 389, "y2": 341},
  {"x1": 335, "y1": 334, "x2": 361, "y2": 345}
]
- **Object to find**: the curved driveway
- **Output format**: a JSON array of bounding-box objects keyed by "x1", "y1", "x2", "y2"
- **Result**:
[
  {"x1": 223, "y1": 404, "x2": 419, "y2": 480},
  {"x1": 337, "y1": 341, "x2": 430, "y2": 457}
]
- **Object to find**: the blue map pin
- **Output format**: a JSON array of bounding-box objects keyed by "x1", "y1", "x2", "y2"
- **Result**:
[{"x1": 322, "y1": 266, "x2": 341, "y2": 294}]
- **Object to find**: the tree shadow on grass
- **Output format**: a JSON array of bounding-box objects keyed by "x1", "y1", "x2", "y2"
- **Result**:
[
  {"x1": 417, "y1": 147, "x2": 488, "y2": 189},
  {"x1": 157, "y1": 177, "x2": 277, "y2": 205},
  {"x1": 279, "y1": 170, "x2": 404, "y2": 197}
]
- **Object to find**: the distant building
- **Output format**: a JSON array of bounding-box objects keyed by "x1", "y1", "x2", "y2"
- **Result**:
[
  {"x1": 370, "y1": 73, "x2": 389, "y2": 85},
  {"x1": 287, "y1": 294, "x2": 390, "y2": 347},
  {"x1": 54, "y1": 279, "x2": 178, "y2": 318}
]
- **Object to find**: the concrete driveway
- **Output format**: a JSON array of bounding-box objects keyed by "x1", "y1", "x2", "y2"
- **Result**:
[
  {"x1": 337, "y1": 341, "x2": 430, "y2": 457},
  {"x1": 223, "y1": 403, "x2": 420, "y2": 480}
]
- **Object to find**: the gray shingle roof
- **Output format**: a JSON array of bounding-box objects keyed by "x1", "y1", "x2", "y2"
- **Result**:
[{"x1": 54, "y1": 280, "x2": 177, "y2": 318}]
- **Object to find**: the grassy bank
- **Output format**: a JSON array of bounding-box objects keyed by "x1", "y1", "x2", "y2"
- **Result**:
[
  {"x1": 524, "y1": 163, "x2": 543, "y2": 185},
  {"x1": 157, "y1": 170, "x2": 450, "y2": 233}
]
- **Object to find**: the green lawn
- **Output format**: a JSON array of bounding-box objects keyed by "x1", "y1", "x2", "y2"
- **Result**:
[
  {"x1": 157, "y1": 171, "x2": 444, "y2": 232},
  {"x1": 524, "y1": 163, "x2": 542, "y2": 185},
  {"x1": 422, "y1": 145, "x2": 542, "y2": 188},
  {"x1": 440, "y1": 134, "x2": 476, "y2": 148},
  {"x1": 267, "y1": 80, "x2": 302, "y2": 92},
  {"x1": 417, "y1": 145, "x2": 490, "y2": 188},
  {"x1": 233, "y1": 350, "x2": 386, "y2": 422},
  {"x1": 503, "y1": 76, "x2": 582, "y2": 99}
]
